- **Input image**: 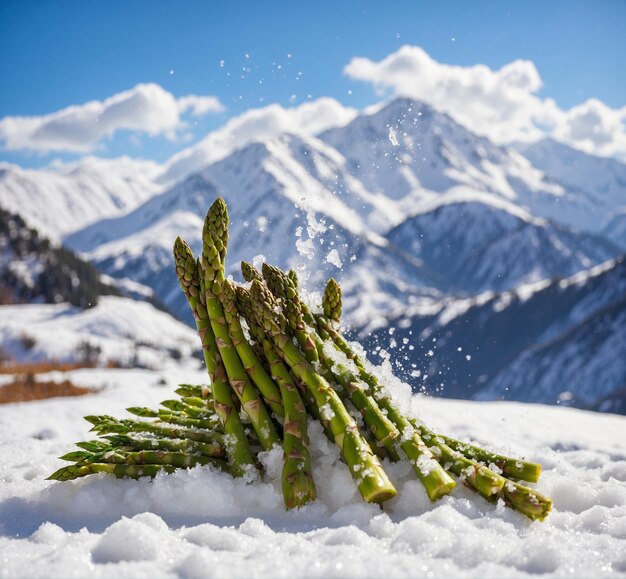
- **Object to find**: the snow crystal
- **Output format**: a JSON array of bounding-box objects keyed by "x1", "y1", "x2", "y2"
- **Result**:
[
  {"x1": 388, "y1": 127, "x2": 399, "y2": 147},
  {"x1": 325, "y1": 248, "x2": 343, "y2": 269},
  {"x1": 252, "y1": 254, "x2": 266, "y2": 270},
  {"x1": 319, "y1": 403, "x2": 335, "y2": 422},
  {"x1": 295, "y1": 238, "x2": 315, "y2": 259}
]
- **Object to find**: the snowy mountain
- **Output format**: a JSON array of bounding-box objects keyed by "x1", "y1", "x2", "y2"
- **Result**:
[
  {"x1": 0, "y1": 156, "x2": 161, "y2": 240},
  {"x1": 386, "y1": 199, "x2": 622, "y2": 294},
  {"x1": 362, "y1": 256, "x2": 626, "y2": 413},
  {"x1": 65, "y1": 139, "x2": 439, "y2": 326},
  {"x1": 64, "y1": 100, "x2": 622, "y2": 330},
  {"x1": 320, "y1": 98, "x2": 611, "y2": 233},
  {"x1": 3, "y1": 96, "x2": 624, "y2": 413}
]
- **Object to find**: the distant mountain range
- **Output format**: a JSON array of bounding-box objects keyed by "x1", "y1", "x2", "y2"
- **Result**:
[{"x1": 1, "y1": 97, "x2": 624, "y2": 412}]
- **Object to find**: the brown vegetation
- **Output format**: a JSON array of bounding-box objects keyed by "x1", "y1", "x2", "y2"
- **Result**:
[
  {"x1": 0, "y1": 374, "x2": 93, "y2": 404},
  {"x1": 0, "y1": 360, "x2": 95, "y2": 375}
]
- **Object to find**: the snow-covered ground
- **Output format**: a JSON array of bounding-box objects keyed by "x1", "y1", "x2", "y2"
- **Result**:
[
  {"x1": 1, "y1": 365, "x2": 625, "y2": 578},
  {"x1": 0, "y1": 296, "x2": 200, "y2": 369}
]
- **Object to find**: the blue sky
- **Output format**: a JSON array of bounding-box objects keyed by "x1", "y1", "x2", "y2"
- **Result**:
[{"x1": 1, "y1": 0, "x2": 625, "y2": 167}]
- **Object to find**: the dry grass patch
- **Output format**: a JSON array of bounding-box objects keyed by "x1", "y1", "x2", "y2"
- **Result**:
[
  {"x1": 0, "y1": 375, "x2": 93, "y2": 404},
  {"x1": 0, "y1": 361, "x2": 94, "y2": 375}
]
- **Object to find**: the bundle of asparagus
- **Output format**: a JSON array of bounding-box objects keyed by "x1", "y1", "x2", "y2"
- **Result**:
[{"x1": 49, "y1": 197, "x2": 552, "y2": 521}]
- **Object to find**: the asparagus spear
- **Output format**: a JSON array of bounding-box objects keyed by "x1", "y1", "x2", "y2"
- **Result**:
[
  {"x1": 126, "y1": 407, "x2": 159, "y2": 418},
  {"x1": 438, "y1": 436, "x2": 541, "y2": 483},
  {"x1": 315, "y1": 295, "x2": 541, "y2": 482},
  {"x1": 175, "y1": 384, "x2": 212, "y2": 399},
  {"x1": 101, "y1": 434, "x2": 227, "y2": 458},
  {"x1": 128, "y1": 406, "x2": 220, "y2": 430},
  {"x1": 235, "y1": 280, "x2": 317, "y2": 507},
  {"x1": 200, "y1": 200, "x2": 280, "y2": 450},
  {"x1": 159, "y1": 399, "x2": 216, "y2": 420},
  {"x1": 174, "y1": 237, "x2": 255, "y2": 477},
  {"x1": 502, "y1": 480, "x2": 552, "y2": 521},
  {"x1": 86, "y1": 415, "x2": 223, "y2": 446},
  {"x1": 241, "y1": 260, "x2": 264, "y2": 284},
  {"x1": 287, "y1": 268, "x2": 300, "y2": 290},
  {"x1": 249, "y1": 279, "x2": 396, "y2": 504},
  {"x1": 48, "y1": 463, "x2": 174, "y2": 481},
  {"x1": 322, "y1": 277, "x2": 342, "y2": 328}
]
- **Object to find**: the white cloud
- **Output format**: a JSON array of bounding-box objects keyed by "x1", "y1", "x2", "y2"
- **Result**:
[
  {"x1": 555, "y1": 99, "x2": 626, "y2": 159},
  {"x1": 162, "y1": 97, "x2": 357, "y2": 183},
  {"x1": 0, "y1": 83, "x2": 224, "y2": 154},
  {"x1": 344, "y1": 45, "x2": 626, "y2": 160},
  {"x1": 177, "y1": 95, "x2": 224, "y2": 117}
]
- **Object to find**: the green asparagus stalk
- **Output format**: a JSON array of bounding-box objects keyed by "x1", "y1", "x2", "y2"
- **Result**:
[
  {"x1": 127, "y1": 407, "x2": 159, "y2": 418},
  {"x1": 87, "y1": 416, "x2": 223, "y2": 445},
  {"x1": 158, "y1": 413, "x2": 221, "y2": 430},
  {"x1": 236, "y1": 284, "x2": 335, "y2": 443},
  {"x1": 200, "y1": 200, "x2": 280, "y2": 450},
  {"x1": 82, "y1": 448, "x2": 224, "y2": 468},
  {"x1": 250, "y1": 279, "x2": 396, "y2": 504},
  {"x1": 177, "y1": 396, "x2": 207, "y2": 408},
  {"x1": 48, "y1": 463, "x2": 176, "y2": 481},
  {"x1": 75, "y1": 440, "x2": 111, "y2": 452},
  {"x1": 287, "y1": 268, "x2": 300, "y2": 290},
  {"x1": 502, "y1": 480, "x2": 552, "y2": 521},
  {"x1": 317, "y1": 313, "x2": 534, "y2": 477},
  {"x1": 160, "y1": 399, "x2": 215, "y2": 420},
  {"x1": 241, "y1": 260, "x2": 264, "y2": 283},
  {"x1": 438, "y1": 436, "x2": 541, "y2": 483},
  {"x1": 240, "y1": 288, "x2": 319, "y2": 505},
  {"x1": 174, "y1": 237, "x2": 255, "y2": 477},
  {"x1": 318, "y1": 317, "x2": 550, "y2": 518},
  {"x1": 262, "y1": 263, "x2": 318, "y2": 362}
]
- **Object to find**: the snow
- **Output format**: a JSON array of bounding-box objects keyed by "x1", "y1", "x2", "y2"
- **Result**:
[
  {"x1": 1, "y1": 366, "x2": 625, "y2": 578},
  {"x1": 0, "y1": 296, "x2": 200, "y2": 368}
]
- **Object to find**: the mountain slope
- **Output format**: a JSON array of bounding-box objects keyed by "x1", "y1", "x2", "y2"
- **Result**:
[
  {"x1": 0, "y1": 207, "x2": 120, "y2": 308},
  {"x1": 362, "y1": 256, "x2": 626, "y2": 413},
  {"x1": 521, "y1": 138, "x2": 626, "y2": 213},
  {"x1": 0, "y1": 296, "x2": 200, "y2": 369},
  {"x1": 0, "y1": 157, "x2": 161, "y2": 239},
  {"x1": 386, "y1": 199, "x2": 622, "y2": 294}
]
